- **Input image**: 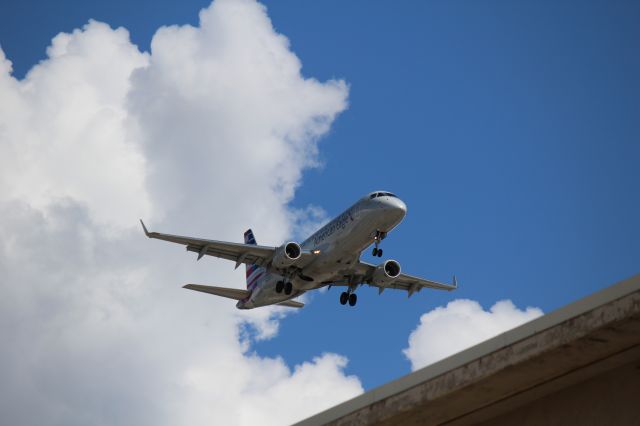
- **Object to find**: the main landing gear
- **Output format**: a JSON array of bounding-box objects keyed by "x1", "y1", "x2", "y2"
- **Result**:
[
  {"x1": 372, "y1": 230, "x2": 387, "y2": 257},
  {"x1": 339, "y1": 291, "x2": 357, "y2": 307},
  {"x1": 276, "y1": 280, "x2": 293, "y2": 295}
]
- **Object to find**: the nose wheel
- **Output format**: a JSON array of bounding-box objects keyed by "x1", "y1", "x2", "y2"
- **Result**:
[{"x1": 372, "y1": 230, "x2": 387, "y2": 257}]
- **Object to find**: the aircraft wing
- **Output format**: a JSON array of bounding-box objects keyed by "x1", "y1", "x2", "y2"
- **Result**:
[
  {"x1": 350, "y1": 261, "x2": 458, "y2": 297},
  {"x1": 276, "y1": 300, "x2": 305, "y2": 308},
  {"x1": 183, "y1": 284, "x2": 304, "y2": 308},
  {"x1": 183, "y1": 284, "x2": 250, "y2": 300},
  {"x1": 141, "y1": 220, "x2": 275, "y2": 268}
]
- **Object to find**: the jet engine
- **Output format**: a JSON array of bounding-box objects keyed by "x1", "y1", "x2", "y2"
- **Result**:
[
  {"x1": 272, "y1": 242, "x2": 302, "y2": 268},
  {"x1": 371, "y1": 260, "x2": 401, "y2": 286}
]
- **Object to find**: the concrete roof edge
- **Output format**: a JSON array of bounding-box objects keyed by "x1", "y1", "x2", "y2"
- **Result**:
[{"x1": 295, "y1": 273, "x2": 640, "y2": 426}]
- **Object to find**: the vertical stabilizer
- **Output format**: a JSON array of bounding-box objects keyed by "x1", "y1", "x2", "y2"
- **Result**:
[{"x1": 244, "y1": 229, "x2": 265, "y2": 290}]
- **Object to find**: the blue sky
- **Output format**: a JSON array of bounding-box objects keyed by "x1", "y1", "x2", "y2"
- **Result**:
[
  {"x1": 259, "y1": 1, "x2": 640, "y2": 387},
  {"x1": 1, "y1": 0, "x2": 638, "y2": 394}
]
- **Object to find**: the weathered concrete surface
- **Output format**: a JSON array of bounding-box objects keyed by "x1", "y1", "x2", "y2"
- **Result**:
[
  {"x1": 477, "y1": 354, "x2": 640, "y2": 426},
  {"x1": 295, "y1": 274, "x2": 640, "y2": 426}
]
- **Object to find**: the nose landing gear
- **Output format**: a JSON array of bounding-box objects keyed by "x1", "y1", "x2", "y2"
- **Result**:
[{"x1": 372, "y1": 230, "x2": 387, "y2": 257}]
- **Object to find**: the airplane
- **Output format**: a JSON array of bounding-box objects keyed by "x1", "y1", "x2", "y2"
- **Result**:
[{"x1": 140, "y1": 191, "x2": 457, "y2": 309}]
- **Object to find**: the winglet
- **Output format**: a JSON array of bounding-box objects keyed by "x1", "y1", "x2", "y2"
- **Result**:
[
  {"x1": 140, "y1": 219, "x2": 150, "y2": 237},
  {"x1": 452, "y1": 275, "x2": 458, "y2": 288}
]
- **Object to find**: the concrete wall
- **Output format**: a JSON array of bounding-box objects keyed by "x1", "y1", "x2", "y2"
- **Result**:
[{"x1": 481, "y1": 359, "x2": 640, "y2": 426}]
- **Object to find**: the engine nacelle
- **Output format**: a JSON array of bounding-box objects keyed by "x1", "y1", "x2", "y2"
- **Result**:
[
  {"x1": 371, "y1": 260, "x2": 401, "y2": 286},
  {"x1": 272, "y1": 242, "x2": 302, "y2": 268}
]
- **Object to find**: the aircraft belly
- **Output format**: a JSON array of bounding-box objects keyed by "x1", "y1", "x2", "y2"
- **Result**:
[
  {"x1": 281, "y1": 200, "x2": 406, "y2": 291},
  {"x1": 298, "y1": 207, "x2": 402, "y2": 287},
  {"x1": 249, "y1": 274, "x2": 304, "y2": 308}
]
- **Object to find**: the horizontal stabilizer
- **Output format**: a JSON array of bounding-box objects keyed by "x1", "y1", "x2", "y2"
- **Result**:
[
  {"x1": 183, "y1": 284, "x2": 249, "y2": 300},
  {"x1": 276, "y1": 299, "x2": 305, "y2": 308}
]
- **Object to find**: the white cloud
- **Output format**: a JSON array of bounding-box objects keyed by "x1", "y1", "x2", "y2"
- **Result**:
[
  {"x1": 403, "y1": 299, "x2": 543, "y2": 371},
  {"x1": 0, "y1": 21, "x2": 151, "y2": 230},
  {"x1": 0, "y1": 1, "x2": 359, "y2": 425},
  {"x1": 127, "y1": 0, "x2": 347, "y2": 241}
]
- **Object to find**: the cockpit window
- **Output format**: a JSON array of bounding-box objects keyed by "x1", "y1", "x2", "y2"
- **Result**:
[{"x1": 370, "y1": 192, "x2": 397, "y2": 199}]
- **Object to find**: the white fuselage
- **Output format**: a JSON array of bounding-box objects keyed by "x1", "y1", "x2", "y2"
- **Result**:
[{"x1": 238, "y1": 193, "x2": 407, "y2": 309}]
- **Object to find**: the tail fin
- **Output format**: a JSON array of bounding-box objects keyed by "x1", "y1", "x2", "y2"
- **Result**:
[
  {"x1": 244, "y1": 229, "x2": 257, "y2": 245},
  {"x1": 244, "y1": 229, "x2": 265, "y2": 290}
]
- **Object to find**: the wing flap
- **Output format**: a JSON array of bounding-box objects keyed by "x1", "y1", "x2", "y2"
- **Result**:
[
  {"x1": 183, "y1": 284, "x2": 250, "y2": 300},
  {"x1": 185, "y1": 245, "x2": 266, "y2": 265},
  {"x1": 394, "y1": 273, "x2": 458, "y2": 292}
]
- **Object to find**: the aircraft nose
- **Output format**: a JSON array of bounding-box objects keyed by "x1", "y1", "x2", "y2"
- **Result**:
[
  {"x1": 384, "y1": 197, "x2": 407, "y2": 218},
  {"x1": 393, "y1": 198, "x2": 407, "y2": 215}
]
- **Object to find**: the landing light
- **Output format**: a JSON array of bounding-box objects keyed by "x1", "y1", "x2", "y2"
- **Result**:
[{"x1": 312, "y1": 250, "x2": 321, "y2": 254}]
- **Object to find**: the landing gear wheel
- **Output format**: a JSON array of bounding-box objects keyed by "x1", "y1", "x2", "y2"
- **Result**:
[
  {"x1": 284, "y1": 281, "x2": 293, "y2": 295},
  {"x1": 275, "y1": 281, "x2": 284, "y2": 293},
  {"x1": 339, "y1": 292, "x2": 349, "y2": 305},
  {"x1": 348, "y1": 293, "x2": 357, "y2": 306},
  {"x1": 373, "y1": 229, "x2": 387, "y2": 257}
]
